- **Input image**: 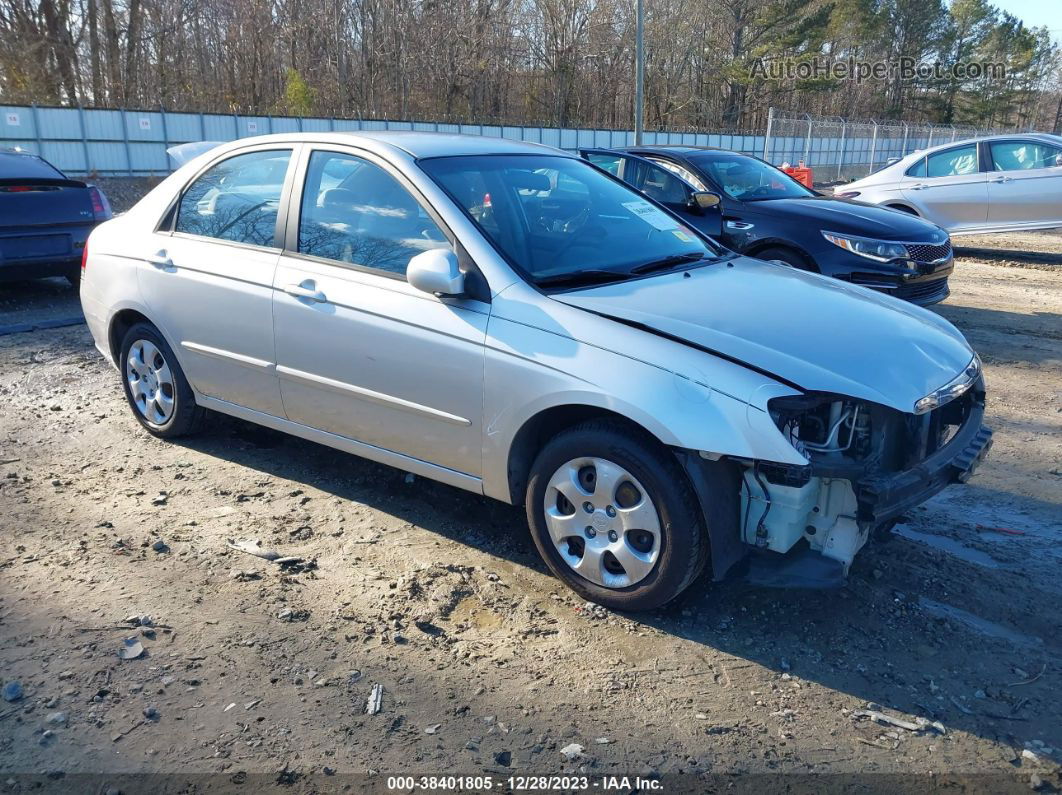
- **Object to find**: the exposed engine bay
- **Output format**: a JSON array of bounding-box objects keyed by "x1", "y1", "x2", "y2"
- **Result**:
[{"x1": 736, "y1": 375, "x2": 991, "y2": 581}]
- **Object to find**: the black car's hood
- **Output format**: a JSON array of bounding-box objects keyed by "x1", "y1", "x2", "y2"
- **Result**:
[
  {"x1": 743, "y1": 196, "x2": 947, "y2": 241},
  {"x1": 554, "y1": 257, "x2": 974, "y2": 412}
]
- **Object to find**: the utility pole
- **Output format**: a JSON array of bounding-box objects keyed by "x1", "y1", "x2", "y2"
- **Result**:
[{"x1": 635, "y1": 0, "x2": 645, "y2": 145}]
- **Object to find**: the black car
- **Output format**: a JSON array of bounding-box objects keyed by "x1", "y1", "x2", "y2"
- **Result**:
[
  {"x1": 0, "y1": 148, "x2": 112, "y2": 285},
  {"x1": 580, "y1": 146, "x2": 954, "y2": 305}
]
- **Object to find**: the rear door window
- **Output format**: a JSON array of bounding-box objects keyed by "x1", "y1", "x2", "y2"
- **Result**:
[
  {"x1": 926, "y1": 145, "x2": 978, "y2": 178},
  {"x1": 175, "y1": 149, "x2": 292, "y2": 247}
]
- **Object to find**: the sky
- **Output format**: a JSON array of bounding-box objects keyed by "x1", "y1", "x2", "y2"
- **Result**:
[{"x1": 986, "y1": 0, "x2": 1062, "y2": 38}]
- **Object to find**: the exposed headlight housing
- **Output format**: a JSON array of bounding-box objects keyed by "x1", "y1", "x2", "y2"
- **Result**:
[
  {"x1": 914, "y1": 355, "x2": 982, "y2": 414},
  {"x1": 822, "y1": 231, "x2": 907, "y2": 263}
]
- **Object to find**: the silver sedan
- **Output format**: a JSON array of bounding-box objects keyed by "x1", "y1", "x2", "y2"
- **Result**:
[
  {"x1": 838, "y1": 133, "x2": 1062, "y2": 235},
  {"x1": 80, "y1": 133, "x2": 991, "y2": 609}
]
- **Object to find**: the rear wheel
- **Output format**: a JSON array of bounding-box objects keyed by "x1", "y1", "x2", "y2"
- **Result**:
[
  {"x1": 119, "y1": 322, "x2": 204, "y2": 438},
  {"x1": 525, "y1": 419, "x2": 708, "y2": 611},
  {"x1": 755, "y1": 246, "x2": 813, "y2": 270}
]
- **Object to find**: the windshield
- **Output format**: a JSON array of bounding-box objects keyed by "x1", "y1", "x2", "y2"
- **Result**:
[
  {"x1": 693, "y1": 153, "x2": 814, "y2": 201},
  {"x1": 420, "y1": 154, "x2": 722, "y2": 287}
]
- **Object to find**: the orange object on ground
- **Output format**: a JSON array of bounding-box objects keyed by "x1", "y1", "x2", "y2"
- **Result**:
[{"x1": 782, "y1": 165, "x2": 814, "y2": 188}]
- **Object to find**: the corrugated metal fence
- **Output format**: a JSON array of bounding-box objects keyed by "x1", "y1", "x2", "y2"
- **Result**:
[
  {"x1": 0, "y1": 104, "x2": 1014, "y2": 179},
  {"x1": 0, "y1": 104, "x2": 766, "y2": 177}
]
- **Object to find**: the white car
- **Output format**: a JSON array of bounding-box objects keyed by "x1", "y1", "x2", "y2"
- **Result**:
[
  {"x1": 838, "y1": 133, "x2": 1062, "y2": 235},
  {"x1": 80, "y1": 133, "x2": 992, "y2": 609}
]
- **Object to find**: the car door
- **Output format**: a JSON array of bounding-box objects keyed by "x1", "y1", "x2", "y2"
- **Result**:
[
  {"x1": 272, "y1": 147, "x2": 488, "y2": 477},
  {"x1": 900, "y1": 144, "x2": 988, "y2": 231},
  {"x1": 579, "y1": 149, "x2": 722, "y2": 236},
  {"x1": 139, "y1": 146, "x2": 295, "y2": 417},
  {"x1": 984, "y1": 139, "x2": 1062, "y2": 228}
]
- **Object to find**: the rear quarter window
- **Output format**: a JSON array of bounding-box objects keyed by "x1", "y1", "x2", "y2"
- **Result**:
[{"x1": 905, "y1": 158, "x2": 927, "y2": 178}]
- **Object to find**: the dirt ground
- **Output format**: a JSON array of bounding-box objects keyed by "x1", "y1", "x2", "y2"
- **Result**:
[{"x1": 0, "y1": 229, "x2": 1060, "y2": 792}]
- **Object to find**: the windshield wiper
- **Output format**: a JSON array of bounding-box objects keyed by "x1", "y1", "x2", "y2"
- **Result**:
[
  {"x1": 629, "y1": 252, "x2": 708, "y2": 275},
  {"x1": 536, "y1": 269, "x2": 634, "y2": 288}
]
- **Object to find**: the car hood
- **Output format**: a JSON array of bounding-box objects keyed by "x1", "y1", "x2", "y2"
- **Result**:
[
  {"x1": 744, "y1": 196, "x2": 945, "y2": 241},
  {"x1": 553, "y1": 257, "x2": 974, "y2": 412}
]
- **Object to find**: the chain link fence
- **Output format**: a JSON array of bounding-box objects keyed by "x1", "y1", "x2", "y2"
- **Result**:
[{"x1": 762, "y1": 109, "x2": 1018, "y2": 183}]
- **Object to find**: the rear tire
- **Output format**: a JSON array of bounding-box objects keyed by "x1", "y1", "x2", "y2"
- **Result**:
[
  {"x1": 119, "y1": 322, "x2": 204, "y2": 438},
  {"x1": 755, "y1": 246, "x2": 813, "y2": 270},
  {"x1": 525, "y1": 419, "x2": 709, "y2": 611}
]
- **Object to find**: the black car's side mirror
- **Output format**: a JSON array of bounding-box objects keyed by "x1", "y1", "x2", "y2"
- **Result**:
[{"x1": 687, "y1": 191, "x2": 721, "y2": 213}]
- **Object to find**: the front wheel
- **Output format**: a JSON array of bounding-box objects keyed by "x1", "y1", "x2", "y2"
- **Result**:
[
  {"x1": 119, "y1": 322, "x2": 204, "y2": 438},
  {"x1": 755, "y1": 246, "x2": 812, "y2": 270},
  {"x1": 525, "y1": 419, "x2": 708, "y2": 611}
]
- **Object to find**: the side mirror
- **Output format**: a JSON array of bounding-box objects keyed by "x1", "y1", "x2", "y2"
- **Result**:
[
  {"x1": 688, "y1": 191, "x2": 721, "y2": 213},
  {"x1": 407, "y1": 248, "x2": 465, "y2": 297}
]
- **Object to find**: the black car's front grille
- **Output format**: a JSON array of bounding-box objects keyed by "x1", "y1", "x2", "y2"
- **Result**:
[{"x1": 905, "y1": 241, "x2": 952, "y2": 263}]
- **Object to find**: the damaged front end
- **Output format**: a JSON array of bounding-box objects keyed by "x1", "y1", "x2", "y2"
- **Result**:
[{"x1": 736, "y1": 357, "x2": 992, "y2": 587}]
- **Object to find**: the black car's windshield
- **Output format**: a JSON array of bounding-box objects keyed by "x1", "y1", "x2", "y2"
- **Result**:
[
  {"x1": 692, "y1": 153, "x2": 814, "y2": 201},
  {"x1": 421, "y1": 154, "x2": 722, "y2": 287}
]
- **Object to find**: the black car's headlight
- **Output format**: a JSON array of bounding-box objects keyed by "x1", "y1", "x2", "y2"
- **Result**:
[{"x1": 822, "y1": 231, "x2": 906, "y2": 263}]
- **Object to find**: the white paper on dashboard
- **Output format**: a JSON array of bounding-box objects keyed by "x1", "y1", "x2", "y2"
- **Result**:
[{"x1": 621, "y1": 201, "x2": 678, "y2": 231}]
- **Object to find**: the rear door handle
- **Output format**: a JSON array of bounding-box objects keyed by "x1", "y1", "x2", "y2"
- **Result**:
[
  {"x1": 990, "y1": 176, "x2": 1012, "y2": 183},
  {"x1": 284, "y1": 282, "x2": 327, "y2": 303},
  {"x1": 726, "y1": 220, "x2": 754, "y2": 230},
  {"x1": 146, "y1": 250, "x2": 173, "y2": 269},
  {"x1": 910, "y1": 183, "x2": 930, "y2": 190}
]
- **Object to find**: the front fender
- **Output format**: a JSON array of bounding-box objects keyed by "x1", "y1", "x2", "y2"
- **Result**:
[{"x1": 480, "y1": 291, "x2": 806, "y2": 503}]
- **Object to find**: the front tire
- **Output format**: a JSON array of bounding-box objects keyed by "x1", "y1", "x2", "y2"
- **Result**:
[
  {"x1": 755, "y1": 246, "x2": 813, "y2": 270},
  {"x1": 525, "y1": 419, "x2": 708, "y2": 611},
  {"x1": 119, "y1": 322, "x2": 204, "y2": 438}
]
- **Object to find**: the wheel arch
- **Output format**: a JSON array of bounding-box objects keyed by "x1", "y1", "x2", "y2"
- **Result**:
[
  {"x1": 743, "y1": 239, "x2": 819, "y2": 272},
  {"x1": 504, "y1": 403, "x2": 675, "y2": 506},
  {"x1": 107, "y1": 308, "x2": 155, "y2": 366},
  {"x1": 106, "y1": 307, "x2": 192, "y2": 381},
  {"x1": 884, "y1": 202, "x2": 920, "y2": 216}
]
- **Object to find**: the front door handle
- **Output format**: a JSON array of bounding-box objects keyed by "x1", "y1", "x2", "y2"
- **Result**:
[
  {"x1": 990, "y1": 175, "x2": 1012, "y2": 183},
  {"x1": 284, "y1": 282, "x2": 327, "y2": 303},
  {"x1": 910, "y1": 183, "x2": 930, "y2": 190},
  {"x1": 146, "y1": 250, "x2": 173, "y2": 269}
]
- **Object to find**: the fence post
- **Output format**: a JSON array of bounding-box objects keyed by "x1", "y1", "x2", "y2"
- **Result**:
[
  {"x1": 159, "y1": 105, "x2": 169, "y2": 175},
  {"x1": 836, "y1": 121, "x2": 847, "y2": 180},
  {"x1": 868, "y1": 121, "x2": 878, "y2": 176},
  {"x1": 803, "y1": 114, "x2": 813, "y2": 163},
  {"x1": 949, "y1": 125, "x2": 957, "y2": 142},
  {"x1": 77, "y1": 104, "x2": 91, "y2": 176},
  {"x1": 30, "y1": 103, "x2": 43, "y2": 156},
  {"x1": 901, "y1": 123, "x2": 909, "y2": 158},
  {"x1": 199, "y1": 113, "x2": 206, "y2": 141},
  {"x1": 762, "y1": 106, "x2": 774, "y2": 160},
  {"x1": 927, "y1": 127, "x2": 934, "y2": 149},
  {"x1": 120, "y1": 108, "x2": 133, "y2": 176}
]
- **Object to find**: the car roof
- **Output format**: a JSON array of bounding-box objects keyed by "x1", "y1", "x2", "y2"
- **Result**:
[
  {"x1": 0, "y1": 150, "x2": 66, "y2": 180},
  {"x1": 202, "y1": 131, "x2": 569, "y2": 160},
  {"x1": 620, "y1": 145, "x2": 727, "y2": 155},
  {"x1": 900, "y1": 132, "x2": 1061, "y2": 161}
]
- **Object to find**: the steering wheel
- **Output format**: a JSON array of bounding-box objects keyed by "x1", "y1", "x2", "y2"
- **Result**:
[
  {"x1": 550, "y1": 221, "x2": 607, "y2": 262},
  {"x1": 749, "y1": 185, "x2": 773, "y2": 198}
]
